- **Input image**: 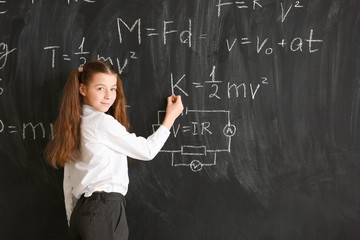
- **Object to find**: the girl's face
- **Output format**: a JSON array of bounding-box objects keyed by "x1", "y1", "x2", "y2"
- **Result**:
[{"x1": 79, "y1": 72, "x2": 117, "y2": 112}]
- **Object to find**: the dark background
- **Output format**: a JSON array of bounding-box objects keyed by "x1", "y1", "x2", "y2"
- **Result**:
[{"x1": 1, "y1": 0, "x2": 360, "y2": 239}]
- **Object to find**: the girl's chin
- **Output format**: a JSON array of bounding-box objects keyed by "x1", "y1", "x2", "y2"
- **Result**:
[{"x1": 94, "y1": 106, "x2": 111, "y2": 112}]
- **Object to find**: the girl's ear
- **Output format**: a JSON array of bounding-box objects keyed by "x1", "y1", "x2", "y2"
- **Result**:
[{"x1": 79, "y1": 83, "x2": 87, "y2": 96}]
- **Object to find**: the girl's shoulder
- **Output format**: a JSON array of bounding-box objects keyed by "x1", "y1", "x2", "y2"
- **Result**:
[
  {"x1": 81, "y1": 105, "x2": 127, "y2": 133},
  {"x1": 96, "y1": 112, "x2": 127, "y2": 133}
]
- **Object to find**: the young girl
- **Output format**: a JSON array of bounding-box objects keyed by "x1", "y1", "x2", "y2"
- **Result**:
[{"x1": 45, "y1": 60, "x2": 183, "y2": 240}]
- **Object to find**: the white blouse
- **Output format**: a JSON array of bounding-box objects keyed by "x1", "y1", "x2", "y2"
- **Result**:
[{"x1": 63, "y1": 104, "x2": 170, "y2": 223}]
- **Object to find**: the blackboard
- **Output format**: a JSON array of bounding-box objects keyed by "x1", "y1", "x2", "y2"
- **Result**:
[{"x1": 1, "y1": 0, "x2": 360, "y2": 239}]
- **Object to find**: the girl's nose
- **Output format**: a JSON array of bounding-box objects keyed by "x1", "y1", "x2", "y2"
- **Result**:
[{"x1": 104, "y1": 90, "x2": 110, "y2": 99}]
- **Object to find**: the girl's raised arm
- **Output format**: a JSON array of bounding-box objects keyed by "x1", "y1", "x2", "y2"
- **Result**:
[{"x1": 162, "y1": 95, "x2": 184, "y2": 130}]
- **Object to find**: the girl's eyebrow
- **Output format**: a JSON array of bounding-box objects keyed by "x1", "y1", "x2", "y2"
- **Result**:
[{"x1": 94, "y1": 84, "x2": 117, "y2": 87}]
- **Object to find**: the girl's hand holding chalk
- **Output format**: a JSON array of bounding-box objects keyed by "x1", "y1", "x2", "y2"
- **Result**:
[{"x1": 162, "y1": 95, "x2": 184, "y2": 130}]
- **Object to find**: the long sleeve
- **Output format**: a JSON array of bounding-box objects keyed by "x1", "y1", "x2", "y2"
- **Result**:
[
  {"x1": 63, "y1": 164, "x2": 77, "y2": 226},
  {"x1": 68, "y1": 105, "x2": 172, "y2": 199},
  {"x1": 98, "y1": 115, "x2": 170, "y2": 161}
]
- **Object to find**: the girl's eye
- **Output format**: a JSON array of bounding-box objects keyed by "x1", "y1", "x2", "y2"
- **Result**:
[
  {"x1": 98, "y1": 87, "x2": 104, "y2": 91},
  {"x1": 111, "y1": 88, "x2": 117, "y2": 91}
]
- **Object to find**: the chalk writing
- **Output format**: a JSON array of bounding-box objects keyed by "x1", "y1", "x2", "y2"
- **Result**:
[
  {"x1": 0, "y1": 120, "x2": 53, "y2": 140},
  {"x1": 33, "y1": 0, "x2": 96, "y2": 4},
  {"x1": 97, "y1": 55, "x2": 130, "y2": 74},
  {"x1": 170, "y1": 73, "x2": 189, "y2": 96},
  {"x1": 74, "y1": 37, "x2": 90, "y2": 66},
  {"x1": 225, "y1": 29, "x2": 323, "y2": 54},
  {"x1": 0, "y1": 42, "x2": 16, "y2": 69},
  {"x1": 152, "y1": 107, "x2": 236, "y2": 172},
  {"x1": 117, "y1": 18, "x2": 204, "y2": 48},
  {"x1": 67, "y1": 0, "x2": 95, "y2": 4},
  {"x1": 0, "y1": 1, "x2": 6, "y2": 14},
  {"x1": 226, "y1": 38, "x2": 238, "y2": 51},
  {"x1": 23, "y1": 122, "x2": 45, "y2": 140},
  {"x1": 280, "y1": 1, "x2": 304, "y2": 22},
  {"x1": 216, "y1": 0, "x2": 263, "y2": 17},
  {"x1": 171, "y1": 68, "x2": 268, "y2": 100},
  {"x1": 44, "y1": 38, "x2": 89, "y2": 68},
  {"x1": 216, "y1": 0, "x2": 304, "y2": 19},
  {"x1": 43, "y1": 46, "x2": 60, "y2": 68},
  {"x1": 44, "y1": 38, "x2": 134, "y2": 73},
  {"x1": 0, "y1": 78, "x2": 3, "y2": 95},
  {"x1": 5, "y1": 0, "x2": 324, "y2": 176}
]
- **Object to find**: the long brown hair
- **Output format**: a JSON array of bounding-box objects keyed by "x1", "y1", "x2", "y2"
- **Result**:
[{"x1": 45, "y1": 60, "x2": 129, "y2": 168}]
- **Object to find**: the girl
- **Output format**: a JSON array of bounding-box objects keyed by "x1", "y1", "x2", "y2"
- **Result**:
[{"x1": 45, "y1": 60, "x2": 183, "y2": 240}]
